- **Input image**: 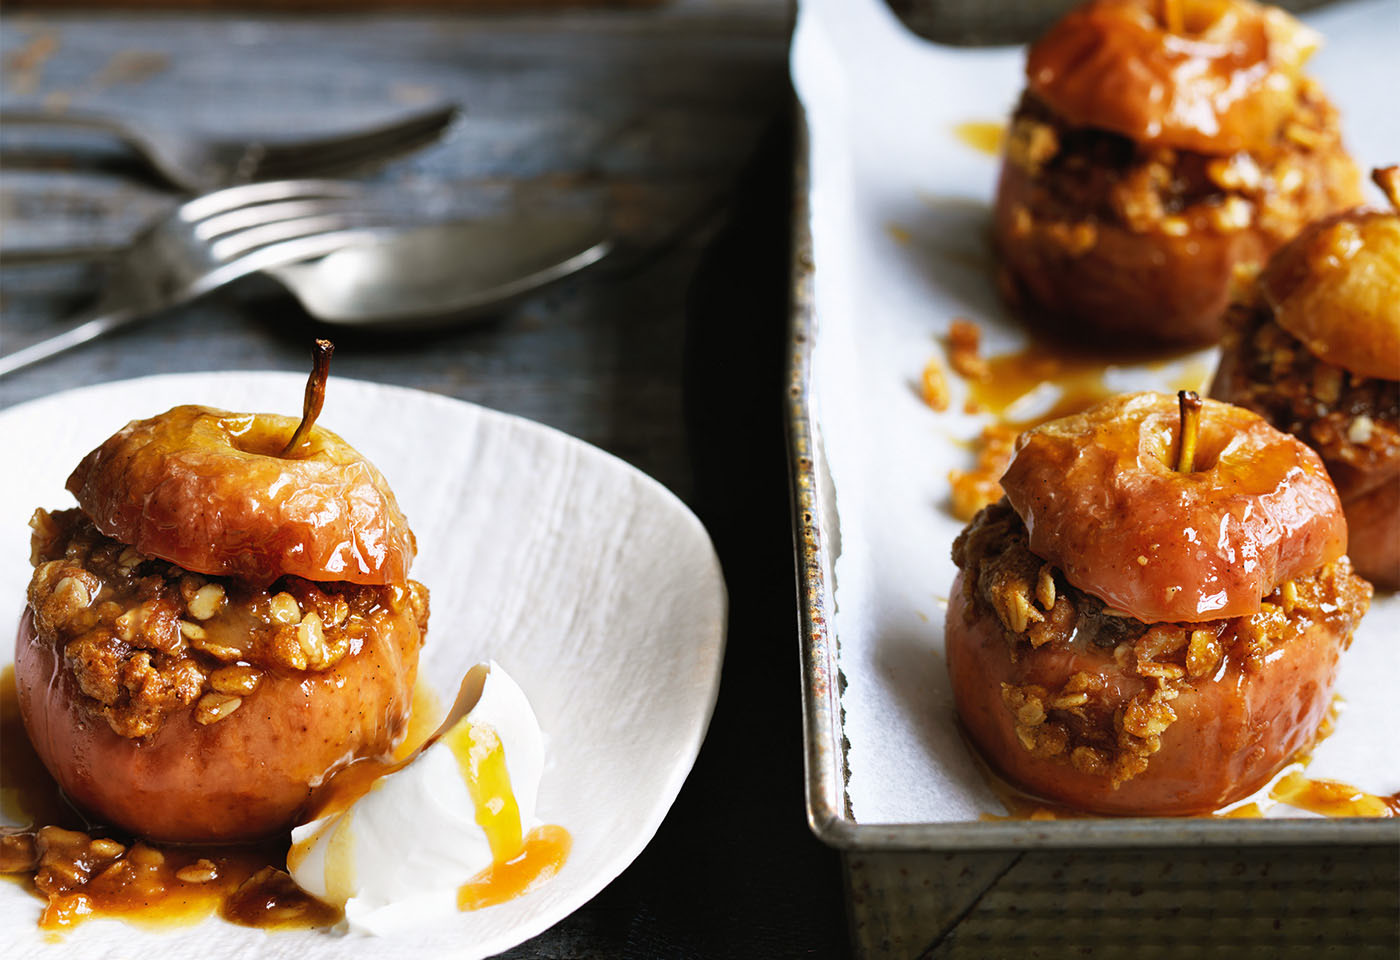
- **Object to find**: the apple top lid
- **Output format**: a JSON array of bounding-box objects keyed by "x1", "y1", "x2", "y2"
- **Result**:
[
  {"x1": 67, "y1": 404, "x2": 418, "y2": 588},
  {"x1": 1026, "y1": 0, "x2": 1319, "y2": 156},
  {"x1": 1000, "y1": 391, "x2": 1347, "y2": 623}
]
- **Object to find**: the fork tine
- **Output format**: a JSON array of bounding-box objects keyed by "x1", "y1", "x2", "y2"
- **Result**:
[
  {"x1": 178, "y1": 180, "x2": 362, "y2": 224},
  {"x1": 194, "y1": 225, "x2": 391, "y2": 301},
  {"x1": 247, "y1": 107, "x2": 457, "y2": 180},
  {"x1": 193, "y1": 198, "x2": 368, "y2": 243},
  {"x1": 207, "y1": 211, "x2": 396, "y2": 264}
]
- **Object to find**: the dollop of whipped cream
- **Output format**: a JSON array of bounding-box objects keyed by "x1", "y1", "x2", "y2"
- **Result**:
[{"x1": 288, "y1": 661, "x2": 557, "y2": 935}]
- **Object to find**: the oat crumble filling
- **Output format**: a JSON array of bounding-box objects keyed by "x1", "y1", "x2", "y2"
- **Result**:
[
  {"x1": 952, "y1": 500, "x2": 1371, "y2": 787},
  {"x1": 1218, "y1": 307, "x2": 1400, "y2": 502},
  {"x1": 1003, "y1": 85, "x2": 1353, "y2": 250},
  {"x1": 26, "y1": 508, "x2": 430, "y2": 740}
]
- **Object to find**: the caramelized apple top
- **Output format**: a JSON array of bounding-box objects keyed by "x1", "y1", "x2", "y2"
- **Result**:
[
  {"x1": 67, "y1": 405, "x2": 417, "y2": 587},
  {"x1": 1026, "y1": 0, "x2": 1319, "y2": 155},
  {"x1": 1260, "y1": 174, "x2": 1400, "y2": 382},
  {"x1": 1000, "y1": 392, "x2": 1346, "y2": 623}
]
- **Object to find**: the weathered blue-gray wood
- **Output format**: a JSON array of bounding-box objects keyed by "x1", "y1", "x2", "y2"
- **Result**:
[{"x1": 0, "y1": 1, "x2": 790, "y2": 501}]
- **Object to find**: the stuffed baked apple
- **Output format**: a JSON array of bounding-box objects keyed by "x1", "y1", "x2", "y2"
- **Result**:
[
  {"x1": 946, "y1": 391, "x2": 1370, "y2": 814},
  {"x1": 1212, "y1": 167, "x2": 1400, "y2": 589},
  {"x1": 16, "y1": 342, "x2": 430, "y2": 842},
  {"x1": 994, "y1": 0, "x2": 1360, "y2": 345}
]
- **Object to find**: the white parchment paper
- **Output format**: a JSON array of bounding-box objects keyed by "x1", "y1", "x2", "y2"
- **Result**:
[
  {"x1": 793, "y1": 0, "x2": 1400, "y2": 825},
  {"x1": 0, "y1": 373, "x2": 726, "y2": 960}
]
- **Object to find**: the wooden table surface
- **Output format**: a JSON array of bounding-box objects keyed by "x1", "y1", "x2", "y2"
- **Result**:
[{"x1": 1, "y1": 2, "x2": 852, "y2": 956}]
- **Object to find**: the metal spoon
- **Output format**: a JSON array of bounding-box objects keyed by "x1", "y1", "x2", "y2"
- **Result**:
[{"x1": 263, "y1": 215, "x2": 612, "y2": 329}]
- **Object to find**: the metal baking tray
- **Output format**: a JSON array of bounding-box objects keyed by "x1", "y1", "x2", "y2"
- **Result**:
[{"x1": 786, "y1": 11, "x2": 1400, "y2": 849}]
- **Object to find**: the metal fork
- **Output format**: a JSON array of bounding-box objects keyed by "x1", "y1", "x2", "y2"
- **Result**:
[
  {"x1": 0, "y1": 104, "x2": 458, "y2": 193},
  {"x1": 0, "y1": 180, "x2": 394, "y2": 377}
]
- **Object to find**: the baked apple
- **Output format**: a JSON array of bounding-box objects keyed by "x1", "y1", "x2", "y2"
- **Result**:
[
  {"x1": 15, "y1": 341, "x2": 430, "y2": 842},
  {"x1": 1213, "y1": 168, "x2": 1400, "y2": 588},
  {"x1": 994, "y1": 0, "x2": 1361, "y2": 346},
  {"x1": 946, "y1": 391, "x2": 1370, "y2": 815}
]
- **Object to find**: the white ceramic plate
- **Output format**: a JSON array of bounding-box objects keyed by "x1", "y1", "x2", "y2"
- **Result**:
[{"x1": 1, "y1": 372, "x2": 727, "y2": 960}]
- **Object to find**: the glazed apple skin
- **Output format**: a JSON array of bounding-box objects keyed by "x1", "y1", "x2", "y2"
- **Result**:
[
  {"x1": 15, "y1": 604, "x2": 421, "y2": 843},
  {"x1": 67, "y1": 405, "x2": 416, "y2": 588},
  {"x1": 1260, "y1": 210, "x2": 1400, "y2": 383},
  {"x1": 945, "y1": 580, "x2": 1343, "y2": 815},
  {"x1": 1026, "y1": 0, "x2": 1316, "y2": 155},
  {"x1": 1001, "y1": 393, "x2": 1347, "y2": 623}
]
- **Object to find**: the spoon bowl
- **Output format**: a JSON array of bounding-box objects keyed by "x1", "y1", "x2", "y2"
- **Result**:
[{"x1": 265, "y1": 216, "x2": 613, "y2": 330}]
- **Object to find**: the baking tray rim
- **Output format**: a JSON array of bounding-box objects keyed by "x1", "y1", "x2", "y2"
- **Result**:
[{"x1": 786, "y1": 102, "x2": 1400, "y2": 852}]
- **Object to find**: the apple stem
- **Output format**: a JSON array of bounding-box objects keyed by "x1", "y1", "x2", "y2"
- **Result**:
[
  {"x1": 281, "y1": 339, "x2": 335, "y2": 458},
  {"x1": 1373, "y1": 166, "x2": 1400, "y2": 213},
  {"x1": 1176, "y1": 390, "x2": 1202, "y2": 473}
]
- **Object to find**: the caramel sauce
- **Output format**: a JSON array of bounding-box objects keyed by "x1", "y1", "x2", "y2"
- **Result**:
[
  {"x1": 953, "y1": 336, "x2": 1209, "y2": 430},
  {"x1": 953, "y1": 121, "x2": 1005, "y2": 156},
  {"x1": 448, "y1": 722, "x2": 522, "y2": 863},
  {"x1": 968, "y1": 347, "x2": 1116, "y2": 428},
  {"x1": 1269, "y1": 774, "x2": 1400, "y2": 818},
  {"x1": 19, "y1": 833, "x2": 338, "y2": 932},
  {"x1": 964, "y1": 341, "x2": 1203, "y2": 429},
  {"x1": 445, "y1": 714, "x2": 571, "y2": 912},
  {"x1": 394, "y1": 678, "x2": 443, "y2": 760},
  {"x1": 1, "y1": 667, "x2": 440, "y2": 932},
  {"x1": 457, "y1": 825, "x2": 572, "y2": 911},
  {"x1": 291, "y1": 674, "x2": 571, "y2": 915}
]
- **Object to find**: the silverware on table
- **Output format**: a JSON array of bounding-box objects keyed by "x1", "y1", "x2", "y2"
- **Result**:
[
  {"x1": 0, "y1": 104, "x2": 458, "y2": 193},
  {"x1": 263, "y1": 217, "x2": 612, "y2": 329},
  {"x1": 0, "y1": 180, "x2": 393, "y2": 377},
  {"x1": 0, "y1": 180, "x2": 615, "y2": 373}
]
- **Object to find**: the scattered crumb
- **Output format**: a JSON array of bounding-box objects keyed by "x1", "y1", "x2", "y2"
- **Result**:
[
  {"x1": 887, "y1": 224, "x2": 912, "y2": 246},
  {"x1": 945, "y1": 318, "x2": 989, "y2": 381},
  {"x1": 948, "y1": 423, "x2": 1017, "y2": 521},
  {"x1": 920, "y1": 356, "x2": 950, "y2": 412}
]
